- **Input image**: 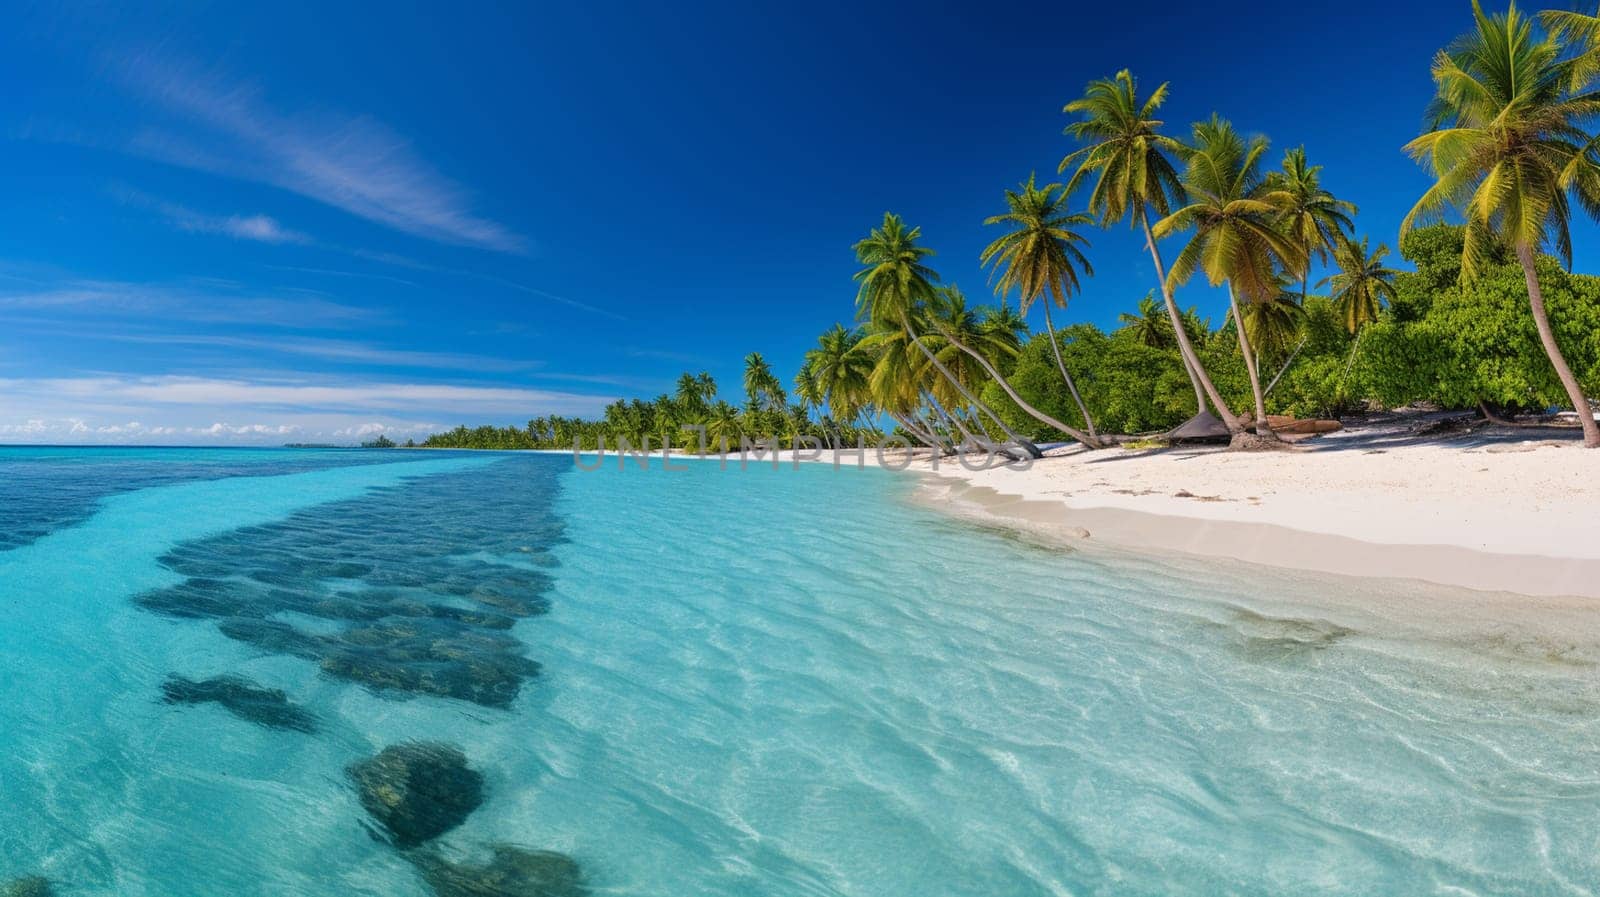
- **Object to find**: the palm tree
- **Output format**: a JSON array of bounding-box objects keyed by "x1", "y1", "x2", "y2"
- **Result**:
[
  {"x1": 921, "y1": 289, "x2": 1001, "y2": 419},
  {"x1": 1061, "y1": 70, "x2": 1237, "y2": 429},
  {"x1": 1264, "y1": 147, "x2": 1356, "y2": 304},
  {"x1": 1404, "y1": 0, "x2": 1600, "y2": 446},
  {"x1": 674, "y1": 371, "x2": 715, "y2": 417},
  {"x1": 742, "y1": 352, "x2": 785, "y2": 413},
  {"x1": 804, "y1": 324, "x2": 875, "y2": 446},
  {"x1": 980, "y1": 174, "x2": 1101, "y2": 442},
  {"x1": 1118, "y1": 292, "x2": 1172, "y2": 348},
  {"x1": 1238, "y1": 280, "x2": 1305, "y2": 364},
  {"x1": 1315, "y1": 235, "x2": 1400, "y2": 390},
  {"x1": 981, "y1": 303, "x2": 1030, "y2": 350},
  {"x1": 1155, "y1": 115, "x2": 1306, "y2": 440},
  {"x1": 1320, "y1": 236, "x2": 1399, "y2": 335},
  {"x1": 920, "y1": 286, "x2": 1102, "y2": 447},
  {"x1": 852, "y1": 213, "x2": 1035, "y2": 450},
  {"x1": 706, "y1": 400, "x2": 741, "y2": 451}
]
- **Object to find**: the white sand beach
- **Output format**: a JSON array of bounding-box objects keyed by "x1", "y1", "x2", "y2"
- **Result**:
[{"x1": 885, "y1": 416, "x2": 1600, "y2": 599}]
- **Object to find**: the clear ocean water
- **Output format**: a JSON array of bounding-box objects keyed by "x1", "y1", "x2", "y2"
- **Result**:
[{"x1": 2, "y1": 447, "x2": 1598, "y2": 896}]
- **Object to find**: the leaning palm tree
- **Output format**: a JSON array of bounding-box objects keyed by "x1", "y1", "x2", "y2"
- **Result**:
[
  {"x1": 852, "y1": 213, "x2": 1039, "y2": 452},
  {"x1": 860, "y1": 323, "x2": 948, "y2": 450},
  {"x1": 980, "y1": 174, "x2": 1101, "y2": 442},
  {"x1": 1319, "y1": 236, "x2": 1399, "y2": 335},
  {"x1": 1061, "y1": 70, "x2": 1237, "y2": 429},
  {"x1": 1155, "y1": 115, "x2": 1306, "y2": 441},
  {"x1": 1404, "y1": 0, "x2": 1600, "y2": 446},
  {"x1": 920, "y1": 286, "x2": 1103, "y2": 448},
  {"x1": 1264, "y1": 147, "x2": 1356, "y2": 304}
]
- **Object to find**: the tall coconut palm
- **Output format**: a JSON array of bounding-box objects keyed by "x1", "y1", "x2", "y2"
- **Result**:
[
  {"x1": 1319, "y1": 236, "x2": 1399, "y2": 334},
  {"x1": 852, "y1": 213, "x2": 1034, "y2": 449},
  {"x1": 1264, "y1": 147, "x2": 1356, "y2": 304},
  {"x1": 1405, "y1": 0, "x2": 1600, "y2": 446},
  {"x1": 1061, "y1": 70, "x2": 1237, "y2": 428},
  {"x1": 1155, "y1": 115, "x2": 1306, "y2": 440},
  {"x1": 980, "y1": 174, "x2": 1101, "y2": 441}
]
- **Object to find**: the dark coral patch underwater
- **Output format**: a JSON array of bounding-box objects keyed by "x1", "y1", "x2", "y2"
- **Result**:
[
  {"x1": 134, "y1": 457, "x2": 566, "y2": 708},
  {"x1": 161, "y1": 674, "x2": 319, "y2": 733}
]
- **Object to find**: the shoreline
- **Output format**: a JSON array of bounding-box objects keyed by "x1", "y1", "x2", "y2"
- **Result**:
[
  {"x1": 419, "y1": 435, "x2": 1599, "y2": 600},
  {"x1": 890, "y1": 431, "x2": 1600, "y2": 601}
]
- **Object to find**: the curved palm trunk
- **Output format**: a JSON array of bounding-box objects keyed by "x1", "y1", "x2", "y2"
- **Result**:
[
  {"x1": 901, "y1": 317, "x2": 1027, "y2": 445},
  {"x1": 924, "y1": 391, "x2": 978, "y2": 445},
  {"x1": 854, "y1": 407, "x2": 879, "y2": 439},
  {"x1": 1041, "y1": 302, "x2": 1099, "y2": 440},
  {"x1": 886, "y1": 409, "x2": 938, "y2": 449},
  {"x1": 924, "y1": 316, "x2": 1103, "y2": 448},
  {"x1": 1227, "y1": 283, "x2": 1276, "y2": 439},
  {"x1": 1265, "y1": 336, "x2": 1307, "y2": 398},
  {"x1": 1139, "y1": 207, "x2": 1242, "y2": 432},
  {"x1": 1516, "y1": 243, "x2": 1600, "y2": 448}
]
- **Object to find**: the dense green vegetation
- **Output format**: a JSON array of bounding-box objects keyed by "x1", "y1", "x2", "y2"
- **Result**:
[{"x1": 425, "y1": 2, "x2": 1600, "y2": 452}]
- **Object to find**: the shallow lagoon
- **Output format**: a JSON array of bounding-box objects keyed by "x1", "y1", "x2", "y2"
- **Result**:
[{"x1": 2, "y1": 448, "x2": 1597, "y2": 895}]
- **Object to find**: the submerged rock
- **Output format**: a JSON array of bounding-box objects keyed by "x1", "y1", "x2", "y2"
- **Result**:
[
  {"x1": 0, "y1": 877, "x2": 53, "y2": 897},
  {"x1": 349, "y1": 743, "x2": 485, "y2": 848},
  {"x1": 161, "y1": 674, "x2": 318, "y2": 733},
  {"x1": 411, "y1": 845, "x2": 588, "y2": 897}
]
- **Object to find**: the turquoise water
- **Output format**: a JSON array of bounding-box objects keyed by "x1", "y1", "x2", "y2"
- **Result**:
[{"x1": 2, "y1": 448, "x2": 1599, "y2": 895}]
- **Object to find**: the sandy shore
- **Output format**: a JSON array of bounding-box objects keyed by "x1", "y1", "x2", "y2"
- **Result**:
[{"x1": 882, "y1": 418, "x2": 1600, "y2": 599}]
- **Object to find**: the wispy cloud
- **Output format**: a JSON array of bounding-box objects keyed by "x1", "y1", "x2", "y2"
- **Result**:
[
  {"x1": 0, "y1": 276, "x2": 382, "y2": 329},
  {"x1": 99, "y1": 332, "x2": 541, "y2": 373},
  {"x1": 117, "y1": 187, "x2": 312, "y2": 245},
  {"x1": 3, "y1": 374, "x2": 609, "y2": 414},
  {"x1": 627, "y1": 346, "x2": 710, "y2": 365},
  {"x1": 119, "y1": 55, "x2": 524, "y2": 252}
]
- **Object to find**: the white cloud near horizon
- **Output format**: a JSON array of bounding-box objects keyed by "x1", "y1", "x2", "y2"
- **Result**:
[
  {"x1": 8, "y1": 375, "x2": 610, "y2": 413},
  {"x1": 0, "y1": 374, "x2": 614, "y2": 444},
  {"x1": 119, "y1": 54, "x2": 525, "y2": 253}
]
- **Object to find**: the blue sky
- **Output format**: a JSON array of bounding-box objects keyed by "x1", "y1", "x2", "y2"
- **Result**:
[{"x1": 1, "y1": 0, "x2": 1588, "y2": 444}]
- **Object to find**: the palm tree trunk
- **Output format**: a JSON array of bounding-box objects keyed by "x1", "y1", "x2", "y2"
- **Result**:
[
  {"x1": 1516, "y1": 243, "x2": 1600, "y2": 448},
  {"x1": 1227, "y1": 283, "x2": 1276, "y2": 439},
  {"x1": 854, "y1": 407, "x2": 878, "y2": 438},
  {"x1": 1139, "y1": 207, "x2": 1241, "y2": 431},
  {"x1": 922, "y1": 316, "x2": 1102, "y2": 448},
  {"x1": 1041, "y1": 301, "x2": 1099, "y2": 440},
  {"x1": 886, "y1": 409, "x2": 937, "y2": 449},
  {"x1": 924, "y1": 391, "x2": 978, "y2": 445},
  {"x1": 1180, "y1": 350, "x2": 1207, "y2": 412},
  {"x1": 902, "y1": 318, "x2": 1027, "y2": 444},
  {"x1": 1264, "y1": 337, "x2": 1306, "y2": 398}
]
